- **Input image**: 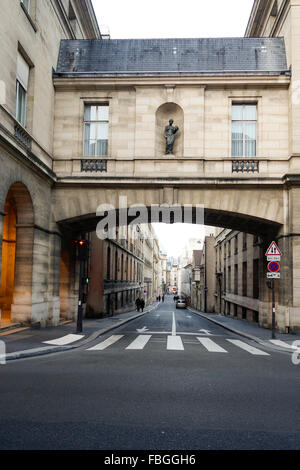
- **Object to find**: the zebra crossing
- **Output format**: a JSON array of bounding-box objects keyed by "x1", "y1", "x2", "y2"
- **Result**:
[{"x1": 85, "y1": 334, "x2": 271, "y2": 356}]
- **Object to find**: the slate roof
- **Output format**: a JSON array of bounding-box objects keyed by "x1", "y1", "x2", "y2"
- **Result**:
[{"x1": 54, "y1": 37, "x2": 288, "y2": 77}]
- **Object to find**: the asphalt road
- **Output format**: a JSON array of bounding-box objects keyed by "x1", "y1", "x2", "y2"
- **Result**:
[{"x1": 0, "y1": 296, "x2": 300, "y2": 450}]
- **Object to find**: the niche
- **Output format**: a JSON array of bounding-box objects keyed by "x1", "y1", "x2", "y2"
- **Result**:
[{"x1": 155, "y1": 102, "x2": 184, "y2": 157}]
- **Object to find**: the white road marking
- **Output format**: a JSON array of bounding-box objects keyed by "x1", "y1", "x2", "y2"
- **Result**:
[
  {"x1": 172, "y1": 312, "x2": 176, "y2": 336},
  {"x1": 87, "y1": 335, "x2": 123, "y2": 351},
  {"x1": 43, "y1": 334, "x2": 84, "y2": 346},
  {"x1": 167, "y1": 335, "x2": 184, "y2": 350},
  {"x1": 197, "y1": 337, "x2": 228, "y2": 353},
  {"x1": 136, "y1": 326, "x2": 149, "y2": 333},
  {"x1": 227, "y1": 339, "x2": 269, "y2": 356},
  {"x1": 269, "y1": 340, "x2": 300, "y2": 350},
  {"x1": 126, "y1": 335, "x2": 152, "y2": 350},
  {"x1": 198, "y1": 329, "x2": 211, "y2": 335}
]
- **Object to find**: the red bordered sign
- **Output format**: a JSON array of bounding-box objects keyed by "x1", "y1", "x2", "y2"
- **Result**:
[
  {"x1": 265, "y1": 241, "x2": 282, "y2": 257},
  {"x1": 268, "y1": 261, "x2": 280, "y2": 273}
]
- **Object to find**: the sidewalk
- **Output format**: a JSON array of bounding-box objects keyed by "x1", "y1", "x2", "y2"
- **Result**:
[
  {"x1": 188, "y1": 307, "x2": 300, "y2": 353},
  {"x1": 0, "y1": 302, "x2": 160, "y2": 362}
]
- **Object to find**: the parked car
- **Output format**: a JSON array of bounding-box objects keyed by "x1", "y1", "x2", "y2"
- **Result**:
[{"x1": 175, "y1": 298, "x2": 187, "y2": 309}]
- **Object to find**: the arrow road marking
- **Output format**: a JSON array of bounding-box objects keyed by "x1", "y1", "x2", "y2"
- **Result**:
[
  {"x1": 198, "y1": 329, "x2": 211, "y2": 335},
  {"x1": 136, "y1": 326, "x2": 149, "y2": 333}
]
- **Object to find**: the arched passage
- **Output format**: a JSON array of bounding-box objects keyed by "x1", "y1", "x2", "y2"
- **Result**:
[{"x1": 0, "y1": 182, "x2": 34, "y2": 324}]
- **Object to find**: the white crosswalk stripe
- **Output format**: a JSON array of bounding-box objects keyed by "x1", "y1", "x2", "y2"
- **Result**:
[
  {"x1": 197, "y1": 337, "x2": 228, "y2": 353},
  {"x1": 269, "y1": 340, "x2": 300, "y2": 350},
  {"x1": 85, "y1": 334, "x2": 272, "y2": 356},
  {"x1": 167, "y1": 335, "x2": 184, "y2": 350},
  {"x1": 227, "y1": 339, "x2": 270, "y2": 356},
  {"x1": 126, "y1": 335, "x2": 151, "y2": 350},
  {"x1": 43, "y1": 334, "x2": 84, "y2": 346},
  {"x1": 87, "y1": 335, "x2": 124, "y2": 351}
]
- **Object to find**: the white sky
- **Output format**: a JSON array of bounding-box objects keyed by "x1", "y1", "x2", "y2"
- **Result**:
[
  {"x1": 152, "y1": 223, "x2": 205, "y2": 258},
  {"x1": 91, "y1": 0, "x2": 254, "y2": 257},
  {"x1": 92, "y1": 0, "x2": 254, "y2": 39}
]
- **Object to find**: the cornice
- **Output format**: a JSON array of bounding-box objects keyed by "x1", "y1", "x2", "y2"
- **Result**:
[
  {"x1": 245, "y1": 0, "x2": 271, "y2": 37},
  {"x1": 72, "y1": 0, "x2": 101, "y2": 39},
  {"x1": 53, "y1": 74, "x2": 290, "y2": 90}
]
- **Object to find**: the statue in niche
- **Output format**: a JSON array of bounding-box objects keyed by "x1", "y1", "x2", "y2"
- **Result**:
[{"x1": 164, "y1": 119, "x2": 179, "y2": 154}]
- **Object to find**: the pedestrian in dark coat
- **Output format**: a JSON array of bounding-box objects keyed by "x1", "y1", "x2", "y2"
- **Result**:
[
  {"x1": 140, "y1": 298, "x2": 145, "y2": 312},
  {"x1": 135, "y1": 297, "x2": 141, "y2": 311}
]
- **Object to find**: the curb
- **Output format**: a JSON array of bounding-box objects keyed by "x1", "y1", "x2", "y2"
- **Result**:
[
  {"x1": 3, "y1": 302, "x2": 160, "y2": 362},
  {"x1": 187, "y1": 307, "x2": 297, "y2": 354}
]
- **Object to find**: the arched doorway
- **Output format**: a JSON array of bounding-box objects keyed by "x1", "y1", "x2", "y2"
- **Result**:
[
  {"x1": 0, "y1": 182, "x2": 34, "y2": 325},
  {"x1": 0, "y1": 199, "x2": 16, "y2": 322}
]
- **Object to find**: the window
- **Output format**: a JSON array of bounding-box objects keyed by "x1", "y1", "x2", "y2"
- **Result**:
[
  {"x1": 16, "y1": 53, "x2": 30, "y2": 127},
  {"x1": 21, "y1": 0, "x2": 30, "y2": 12},
  {"x1": 232, "y1": 104, "x2": 257, "y2": 157},
  {"x1": 84, "y1": 104, "x2": 109, "y2": 156}
]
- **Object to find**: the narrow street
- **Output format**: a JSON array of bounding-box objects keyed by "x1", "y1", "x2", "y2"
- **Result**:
[{"x1": 0, "y1": 296, "x2": 299, "y2": 450}]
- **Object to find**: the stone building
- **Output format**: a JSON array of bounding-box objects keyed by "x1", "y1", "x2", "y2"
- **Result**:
[
  {"x1": 213, "y1": 228, "x2": 262, "y2": 324},
  {"x1": 178, "y1": 238, "x2": 203, "y2": 299},
  {"x1": 191, "y1": 236, "x2": 216, "y2": 313},
  {"x1": 0, "y1": 0, "x2": 100, "y2": 327},
  {"x1": 3, "y1": 0, "x2": 300, "y2": 332},
  {"x1": 85, "y1": 223, "x2": 161, "y2": 318}
]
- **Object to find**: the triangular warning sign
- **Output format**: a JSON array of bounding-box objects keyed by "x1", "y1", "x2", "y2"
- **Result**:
[{"x1": 265, "y1": 241, "x2": 282, "y2": 256}]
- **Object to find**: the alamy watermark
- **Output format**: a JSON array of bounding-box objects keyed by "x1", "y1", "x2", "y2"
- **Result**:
[
  {"x1": 96, "y1": 197, "x2": 204, "y2": 241},
  {"x1": 291, "y1": 340, "x2": 300, "y2": 365},
  {"x1": 0, "y1": 80, "x2": 6, "y2": 105},
  {"x1": 0, "y1": 340, "x2": 6, "y2": 365}
]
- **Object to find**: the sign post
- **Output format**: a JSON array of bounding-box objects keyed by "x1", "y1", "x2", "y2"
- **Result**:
[{"x1": 265, "y1": 241, "x2": 282, "y2": 339}]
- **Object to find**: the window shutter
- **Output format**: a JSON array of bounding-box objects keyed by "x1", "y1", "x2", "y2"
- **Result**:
[{"x1": 17, "y1": 53, "x2": 29, "y2": 91}]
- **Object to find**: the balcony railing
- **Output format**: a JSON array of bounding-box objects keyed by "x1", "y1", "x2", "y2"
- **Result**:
[
  {"x1": 14, "y1": 122, "x2": 32, "y2": 150},
  {"x1": 232, "y1": 160, "x2": 259, "y2": 173},
  {"x1": 81, "y1": 159, "x2": 107, "y2": 172}
]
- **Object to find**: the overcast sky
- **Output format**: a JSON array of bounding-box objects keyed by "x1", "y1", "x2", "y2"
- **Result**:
[
  {"x1": 91, "y1": 0, "x2": 254, "y2": 257},
  {"x1": 92, "y1": 0, "x2": 254, "y2": 39}
]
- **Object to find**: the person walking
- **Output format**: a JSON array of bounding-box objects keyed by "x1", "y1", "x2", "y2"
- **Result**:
[
  {"x1": 140, "y1": 298, "x2": 145, "y2": 312},
  {"x1": 135, "y1": 297, "x2": 141, "y2": 312},
  {"x1": 158, "y1": 295, "x2": 161, "y2": 302},
  {"x1": 162, "y1": 294, "x2": 165, "y2": 302}
]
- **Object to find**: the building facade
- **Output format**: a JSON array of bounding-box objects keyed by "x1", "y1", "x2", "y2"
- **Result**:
[
  {"x1": 213, "y1": 229, "x2": 262, "y2": 323},
  {"x1": 2, "y1": 0, "x2": 300, "y2": 332},
  {"x1": 0, "y1": 0, "x2": 100, "y2": 326},
  {"x1": 191, "y1": 236, "x2": 216, "y2": 313},
  {"x1": 84, "y1": 223, "x2": 162, "y2": 318}
]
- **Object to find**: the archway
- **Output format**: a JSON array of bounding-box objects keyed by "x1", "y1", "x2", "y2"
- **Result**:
[
  {"x1": 0, "y1": 199, "x2": 16, "y2": 322},
  {"x1": 0, "y1": 182, "x2": 34, "y2": 324}
]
